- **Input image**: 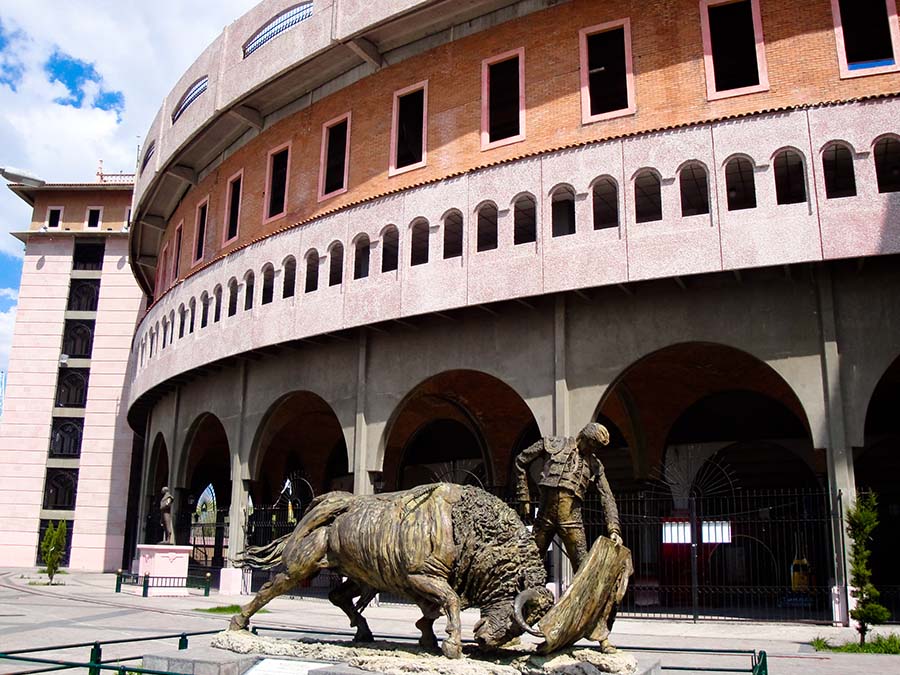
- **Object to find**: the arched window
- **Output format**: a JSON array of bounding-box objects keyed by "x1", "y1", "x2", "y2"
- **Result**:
[
  {"x1": 200, "y1": 293, "x2": 210, "y2": 328},
  {"x1": 67, "y1": 280, "x2": 99, "y2": 312},
  {"x1": 513, "y1": 195, "x2": 537, "y2": 244},
  {"x1": 329, "y1": 243, "x2": 344, "y2": 286},
  {"x1": 161, "y1": 320, "x2": 168, "y2": 349},
  {"x1": 725, "y1": 157, "x2": 756, "y2": 210},
  {"x1": 874, "y1": 137, "x2": 900, "y2": 193},
  {"x1": 822, "y1": 144, "x2": 856, "y2": 199},
  {"x1": 773, "y1": 149, "x2": 807, "y2": 204},
  {"x1": 228, "y1": 279, "x2": 239, "y2": 316},
  {"x1": 63, "y1": 321, "x2": 93, "y2": 358},
  {"x1": 634, "y1": 170, "x2": 662, "y2": 223},
  {"x1": 354, "y1": 236, "x2": 370, "y2": 279},
  {"x1": 43, "y1": 469, "x2": 78, "y2": 510},
  {"x1": 149, "y1": 330, "x2": 155, "y2": 358},
  {"x1": 56, "y1": 370, "x2": 88, "y2": 407},
  {"x1": 50, "y1": 419, "x2": 83, "y2": 458},
  {"x1": 381, "y1": 226, "x2": 399, "y2": 273},
  {"x1": 476, "y1": 203, "x2": 498, "y2": 251},
  {"x1": 178, "y1": 305, "x2": 186, "y2": 338},
  {"x1": 188, "y1": 298, "x2": 196, "y2": 333},
  {"x1": 244, "y1": 272, "x2": 255, "y2": 310},
  {"x1": 411, "y1": 219, "x2": 430, "y2": 266},
  {"x1": 283, "y1": 257, "x2": 296, "y2": 298},
  {"x1": 551, "y1": 186, "x2": 577, "y2": 237},
  {"x1": 679, "y1": 163, "x2": 710, "y2": 216},
  {"x1": 261, "y1": 265, "x2": 275, "y2": 304},
  {"x1": 592, "y1": 177, "x2": 618, "y2": 229},
  {"x1": 243, "y1": 2, "x2": 314, "y2": 58},
  {"x1": 443, "y1": 211, "x2": 464, "y2": 259},
  {"x1": 305, "y1": 250, "x2": 320, "y2": 293},
  {"x1": 214, "y1": 286, "x2": 223, "y2": 322}
]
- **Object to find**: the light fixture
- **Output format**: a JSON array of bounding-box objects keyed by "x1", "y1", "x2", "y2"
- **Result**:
[{"x1": 0, "y1": 166, "x2": 45, "y2": 187}]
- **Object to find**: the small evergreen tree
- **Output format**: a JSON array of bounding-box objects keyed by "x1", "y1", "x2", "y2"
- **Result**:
[
  {"x1": 846, "y1": 492, "x2": 890, "y2": 645},
  {"x1": 40, "y1": 521, "x2": 67, "y2": 584}
]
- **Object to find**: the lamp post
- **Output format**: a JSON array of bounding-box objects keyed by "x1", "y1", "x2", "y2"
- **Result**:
[{"x1": 0, "y1": 166, "x2": 45, "y2": 187}]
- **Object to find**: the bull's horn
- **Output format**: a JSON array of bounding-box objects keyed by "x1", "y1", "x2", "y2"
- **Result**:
[{"x1": 513, "y1": 588, "x2": 546, "y2": 638}]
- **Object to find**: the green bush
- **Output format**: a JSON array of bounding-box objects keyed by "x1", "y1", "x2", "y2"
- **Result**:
[
  {"x1": 39, "y1": 521, "x2": 67, "y2": 584},
  {"x1": 812, "y1": 633, "x2": 900, "y2": 654},
  {"x1": 846, "y1": 492, "x2": 891, "y2": 645}
]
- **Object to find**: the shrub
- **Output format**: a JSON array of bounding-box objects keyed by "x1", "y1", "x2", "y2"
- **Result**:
[
  {"x1": 846, "y1": 492, "x2": 890, "y2": 645},
  {"x1": 40, "y1": 521, "x2": 67, "y2": 584}
]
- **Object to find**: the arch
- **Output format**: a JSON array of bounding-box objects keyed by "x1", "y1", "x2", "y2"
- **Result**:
[
  {"x1": 50, "y1": 418, "x2": 84, "y2": 458},
  {"x1": 244, "y1": 271, "x2": 255, "y2": 310},
  {"x1": 822, "y1": 142, "x2": 857, "y2": 199},
  {"x1": 591, "y1": 176, "x2": 619, "y2": 229},
  {"x1": 305, "y1": 249, "x2": 320, "y2": 292},
  {"x1": 200, "y1": 291, "x2": 210, "y2": 328},
  {"x1": 442, "y1": 210, "x2": 464, "y2": 259},
  {"x1": 724, "y1": 155, "x2": 756, "y2": 211},
  {"x1": 243, "y1": 2, "x2": 314, "y2": 58},
  {"x1": 213, "y1": 285, "x2": 223, "y2": 322},
  {"x1": 772, "y1": 147, "x2": 807, "y2": 204},
  {"x1": 67, "y1": 280, "x2": 99, "y2": 312},
  {"x1": 353, "y1": 234, "x2": 371, "y2": 279},
  {"x1": 56, "y1": 370, "x2": 89, "y2": 407},
  {"x1": 873, "y1": 135, "x2": 900, "y2": 193},
  {"x1": 512, "y1": 193, "x2": 537, "y2": 244},
  {"x1": 63, "y1": 321, "x2": 94, "y2": 358},
  {"x1": 43, "y1": 469, "x2": 78, "y2": 510},
  {"x1": 475, "y1": 201, "x2": 498, "y2": 251},
  {"x1": 410, "y1": 218, "x2": 430, "y2": 266},
  {"x1": 381, "y1": 225, "x2": 399, "y2": 272},
  {"x1": 143, "y1": 432, "x2": 171, "y2": 544},
  {"x1": 178, "y1": 303, "x2": 187, "y2": 338},
  {"x1": 550, "y1": 184, "x2": 577, "y2": 237},
  {"x1": 634, "y1": 169, "x2": 662, "y2": 223},
  {"x1": 261, "y1": 264, "x2": 275, "y2": 304},
  {"x1": 328, "y1": 242, "x2": 344, "y2": 286},
  {"x1": 282, "y1": 256, "x2": 297, "y2": 298},
  {"x1": 678, "y1": 161, "x2": 710, "y2": 217},
  {"x1": 171, "y1": 75, "x2": 209, "y2": 124},
  {"x1": 227, "y1": 278, "x2": 239, "y2": 316},
  {"x1": 161, "y1": 318, "x2": 169, "y2": 349},
  {"x1": 188, "y1": 297, "x2": 196, "y2": 333}
]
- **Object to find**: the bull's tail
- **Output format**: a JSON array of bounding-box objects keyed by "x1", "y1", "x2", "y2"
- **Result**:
[{"x1": 236, "y1": 532, "x2": 292, "y2": 570}]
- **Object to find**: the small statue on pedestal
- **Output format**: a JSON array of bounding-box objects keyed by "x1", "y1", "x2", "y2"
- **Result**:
[{"x1": 159, "y1": 487, "x2": 175, "y2": 545}]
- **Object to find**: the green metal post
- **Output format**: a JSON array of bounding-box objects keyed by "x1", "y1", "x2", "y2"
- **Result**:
[
  {"x1": 115, "y1": 570, "x2": 122, "y2": 593},
  {"x1": 204, "y1": 572, "x2": 211, "y2": 597},
  {"x1": 142, "y1": 573, "x2": 150, "y2": 598},
  {"x1": 88, "y1": 642, "x2": 101, "y2": 675},
  {"x1": 251, "y1": 626, "x2": 258, "y2": 635},
  {"x1": 753, "y1": 651, "x2": 768, "y2": 675},
  {"x1": 178, "y1": 633, "x2": 188, "y2": 650}
]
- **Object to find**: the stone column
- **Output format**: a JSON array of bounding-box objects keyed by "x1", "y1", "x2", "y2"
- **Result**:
[
  {"x1": 353, "y1": 329, "x2": 374, "y2": 495},
  {"x1": 552, "y1": 294, "x2": 571, "y2": 594}
]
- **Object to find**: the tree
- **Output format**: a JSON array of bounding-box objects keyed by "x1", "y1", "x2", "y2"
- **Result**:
[
  {"x1": 846, "y1": 492, "x2": 890, "y2": 645},
  {"x1": 40, "y1": 520, "x2": 67, "y2": 584}
]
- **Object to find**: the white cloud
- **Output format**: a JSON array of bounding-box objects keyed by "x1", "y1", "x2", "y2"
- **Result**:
[
  {"x1": 0, "y1": 298, "x2": 16, "y2": 374},
  {"x1": 0, "y1": 287, "x2": 17, "y2": 301}
]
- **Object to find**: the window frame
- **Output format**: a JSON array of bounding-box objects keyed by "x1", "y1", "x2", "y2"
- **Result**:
[
  {"x1": 223, "y1": 169, "x2": 244, "y2": 245},
  {"x1": 318, "y1": 111, "x2": 352, "y2": 202},
  {"x1": 481, "y1": 47, "x2": 526, "y2": 151},
  {"x1": 389, "y1": 80, "x2": 429, "y2": 177},
  {"x1": 192, "y1": 197, "x2": 209, "y2": 265},
  {"x1": 84, "y1": 206, "x2": 103, "y2": 229},
  {"x1": 156, "y1": 243, "x2": 169, "y2": 297},
  {"x1": 579, "y1": 19, "x2": 637, "y2": 125},
  {"x1": 46, "y1": 206, "x2": 64, "y2": 229},
  {"x1": 264, "y1": 141, "x2": 292, "y2": 223},
  {"x1": 699, "y1": 0, "x2": 770, "y2": 101},
  {"x1": 172, "y1": 221, "x2": 183, "y2": 285},
  {"x1": 830, "y1": 0, "x2": 900, "y2": 78}
]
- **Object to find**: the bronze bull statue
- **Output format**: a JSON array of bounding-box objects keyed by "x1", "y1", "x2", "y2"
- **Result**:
[{"x1": 229, "y1": 483, "x2": 631, "y2": 658}]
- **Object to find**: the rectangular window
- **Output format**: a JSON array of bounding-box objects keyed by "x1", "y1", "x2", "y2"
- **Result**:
[
  {"x1": 580, "y1": 20, "x2": 635, "y2": 124},
  {"x1": 266, "y1": 144, "x2": 290, "y2": 220},
  {"x1": 832, "y1": 0, "x2": 900, "y2": 77},
  {"x1": 73, "y1": 242, "x2": 105, "y2": 271},
  {"x1": 481, "y1": 48, "x2": 525, "y2": 150},
  {"x1": 225, "y1": 171, "x2": 242, "y2": 243},
  {"x1": 700, "y1": 0, "x2": 769, "y2": 100},
  {"x1": 390, "y1": 81, "x2": 428, "y2": 176},
  {"x1": 47, "y1": 207, "x2": 63, "y2": 229},
  {"x1": 173, "y1": 222, "x2": 183, "y2": 283},
  {"x1": 194, "y1": 200, "x2": 208, "y2": 263},
  {"x1": 86, "y1": 208, "x2": 102, "y2": 229},
  {"x1": 319, "y1": 112, "x2": 351, "y2": 200}
]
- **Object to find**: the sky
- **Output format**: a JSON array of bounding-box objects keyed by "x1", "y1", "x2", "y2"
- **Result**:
[{"x1": 0, "y1": 1, "x2": 250, "y2": 374}]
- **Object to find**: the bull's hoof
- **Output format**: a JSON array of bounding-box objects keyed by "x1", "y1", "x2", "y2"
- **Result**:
[
  {"x1": 442, "y1": 639, "x2": 463, "y2": 659},
  {"x1": 598, "y1": 639, "x2": 618, "y2": 654},
  {"x1": 418, "y1": 635, "x2": 439, "y2": 651},
  {"x1": 352, "y1": 626, "x2": 374, "y2": 643},
  {"x1": 229, "y1": 615, "x2": 249, "y2": 631}
]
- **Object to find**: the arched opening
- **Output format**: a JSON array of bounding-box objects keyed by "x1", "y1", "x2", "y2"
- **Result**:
[
  {"x1": 178, "y1": 304, "x2": 186, "y2": 338},
  {"x1": 410, "y1": 219, "x2": 429, "y2": 266},
  {"x1": 329, "y1": 243, "x2": 343, "y2": 286},
  {"x1": 261, "y1": 265, "x2": 275, "y2": 304},
  {"x1": 592, "y1": 177, "x2": 618, "y2": 229},
  {"x1": 679, "y1": 162, "x2": 710, "y2": 216},
  {"x1": 443, "y1": 211, "x2": 464, "y2": 259},
  {"x1": 227, "y1": 279, "x2": 238, "y2": 317},
  {"x1": 634, "y1": 170, "x2": 662, "y2": 223},
  {"x1": 305, "y1": 250, "x2": 319, "y2": 293},
  {"x1": 63, "y1": 320, "x2": 94, "y2": 358},
  {"x1": 282, "y1": 257, "x2": 296, "y2": 298},
  {"x1": 244, "y1": 272, "x2": 255, "y2": 310},
  {"x1": 161, "y1": 319, "x2": 169, "y2": 349},
  {"x1": 200, "y1": 292, "x2": 210, "y2": 328},
  {"x1": 725, "y1": 157, "x2": 756, "y2": 211},
  {"x1": 551, "y1": 186, "x2": 576, "y2": 237},
  {"x1": 56, "y1": 370, "x2": 89, "y2": 408},
  {"x1": 476, "y1": 202, "x2": 498, "y2": 251},
  {"x1": 874, "y1": 136, "x2": 900, "y2": 193},
  {"x1": 774, "y1": 149, "x2": 807, "y2": 205},
  {"x1": 213, "y1": 285, "x2": 223, "y2": 322},
  {"x1": 381, "y1": 226, "x2": 399, "y2": 272},
  {"x1": 354, "y1": 235, "x2": 370, "y2": 279},
  {"x1": 513, "y1": 194, "x2": 537, "y2": 244},
  {"x1": 188, "y1": 298, "x2": 196, "y2": 333},
  {"x1": 144, "y1": 433, "x2": 170, "y2": 544},
  {"x1": 68, "y1": 280, "x2": 99, "y2": 312},
  {"x1": 822, "y1": 143, "x2": 857, "y2": 199}
]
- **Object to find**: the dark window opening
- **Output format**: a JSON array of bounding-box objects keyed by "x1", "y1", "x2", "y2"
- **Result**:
[
  {"x1": 228, "y1": 281, "x2": 238, "y2": 316},
  {"x1": 634, "y1": 171, "x2": 662, "y2": 223},
  {"x1": 283, "y1": 258, "x2": 296, "y2": 298},
  {"x1": 875, "y1": 137, "x2": 900, "y2": 192},
  {"x1": 396, "y1": 88, "x2": 425, "y2": 169},
  {"x1": 306, "y1": 252, "x2": 320, "y2": 292},
  {"x1": 586, "y1": 27, "x2": 629, "y2": 116},
  {"x1": 592, "y1": 178, "x2": 619, "y2": 229},
  {"x1": 774, "y1": 149, "x2": 807, "y2": 204},
  {"x1": 838, "y1": 0, "x2": 895, "y2": 70},
  {"x1": 194, "y1": 203, "x2": 208, "y2": 262},
  {"x1": 244, "y1": 273, "x2": 255, "y2": 310},
  {"x1": 227, "y1": 176, "x2": 241, "y2": 240},
  {"x1": 189, "y1": 303, "x2": 196, "y2": 333},
  {"x1": 36, "y1": 519, "x2": 73, "y2": 566},
  {"x1": 488, "y1": 56, "x2": 521, "y2": 143},
  {"x1": 329, "y1": 244, "x2": 344, "y2": 286},
  {"x1": 823, "y1": 144, "x2": 857, "y2": 198},
  {"x1": 73, "y1": 242, "x2": 105, "y2": 271},
  {"x1": 382, "y1": 228, "x2": 399, "y2": 272},
  {"x1": 268, "y1": 148, "x2": 289, "y2": 218},
  {"x1": 411, "y1": 221, "x2": 430, "y2": 266},
  {"x1": 354, "y1": 238, "x2": 370, "y2": 279},
  {"x1": 262, "y1": 267, "x2": 274, "y2": 304},
  {"x1": 178, "y1": 308, "x2": 186, "y2": 338},
  {"x1": 551, "y1": 188, "x2": 576, "y2": 237},
  {"x1": 43, "y1": 469, "x2": 78, "y2": 510},
  {"x1": 680, "y1": 164, "x2": 710, "y2": 216},
  {"x1": 86, "y1": 208, "x2": 101, "y2": 228},
  {"x1": 707, "y1": 0, "x2": 760, "y2": 92},
  {"x1": 214, "y1": 287, "x2": 223, "y2": 322},
  {"x1": 162, "y1": 322, "x2": 169, "y2": 349},
  {"x1": 173, "y1": 227, "x2": 183, "y2": 280},
  {"x1": 444, "y1": 212, "x2": 464, "y2": 258},
  {"x1": 48, "y1": 208, "x2": 62, "y2": 228},
  {"x1": 514, "y1": 196, "x2": 537, "y2": 244},
  {"x1": 56, "y1": 369, "x2": 89, "y2": 408},
  {"x1": 50, "y1": 419, "x2": 83, "y2": 458},
  {"x1": 67, "y1": 280, "x2": 100, "y2": 312},
  {"x1": 201, "y1": 296, "x2": 210, "y2": 328},
  {"x1": 725, "y1": 157, "x2": 757, "y2": 210},
  {"x1": 477, "y1": 204, "x2": 498, "y2": 251},
  {"x1": 324, "y1": 119, "x2": 348, "y2": 195},
  {"x1": 62, "y1": 320, "x2": 94, "y2": 358}
]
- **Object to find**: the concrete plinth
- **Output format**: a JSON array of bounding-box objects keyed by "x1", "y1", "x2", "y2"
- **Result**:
[
  {"x1": 220, "y1": 567, "x2": 250, "y2": 596},
  {"x1": 137, "y1": 544, "x2": 193, "y2": 596}
]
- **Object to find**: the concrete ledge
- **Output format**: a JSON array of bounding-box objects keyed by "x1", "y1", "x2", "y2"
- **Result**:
[{"x1": 143, "y1": 646, "x2": 259, "y2": 675}]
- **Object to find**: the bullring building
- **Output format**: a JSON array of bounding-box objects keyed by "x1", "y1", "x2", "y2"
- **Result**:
[{"x1": 5, "y1": 0, "x2": 900, "y2": 626}]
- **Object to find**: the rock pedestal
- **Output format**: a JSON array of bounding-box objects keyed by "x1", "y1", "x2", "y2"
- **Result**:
[{"x1": 136, "y1": 544, "x2": 193, "y2": 596}]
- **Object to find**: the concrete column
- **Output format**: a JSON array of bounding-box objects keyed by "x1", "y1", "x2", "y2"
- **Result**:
[
  {"x1": 353, "y1": 329, "x2": 373, "y2": 495},
  {"x1": 553, "y1": 294, "x2": 569, "y2": 437},
  {"x1": 227, "y1": 361, "x2": 250, "y2": 565}
]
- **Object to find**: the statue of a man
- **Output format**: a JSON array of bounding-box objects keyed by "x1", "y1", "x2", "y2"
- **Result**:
[{"x1": 159, "y1": 486, "x2": 175, "y2": 545}]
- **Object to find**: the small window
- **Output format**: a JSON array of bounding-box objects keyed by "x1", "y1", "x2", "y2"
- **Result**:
[
  {"x1": 178, "y1": 305, "x2": 186, "y2": 338},
  {"x1": 551, "y1": 187, "x2": 576, "y2": 237},
  {"x1": 580, "y1": 20, "x2": 634, "y2": 123},
  {"x1": 329, "y1": 244, "x2": 344, "y2": 286},
  {"x1": 243, "y1": 2, "x2": 314, "y2": 58},
  {"x1": 188, "y1": 299, "x2": 196, "y2": 333},
  {"x1": 283, "y1": 257, "x2": 297, "y2": 298},
  {"x1": 214, "y1": 286, "x2": 223, "y2": 322},
  {"x1": 382, "y1": 227, "x2": 399, "y2": 273},
  {"x1": 392, "y1": 82, "x2": 427, "y2": 174},
  {"x1": 262, "y1": 266, "x2": 275, "y2": 304},
  {"x1": 56, "y1": 369, "x2": 89, "y2": 408},
  {"x1": 161, "y1": 321, "x2": 169, "y2": 349},
  {"x1": 173, "y1": 223, "x2": 183, "y2": 283},
  {"x1": 228, "y1": 280, "x2": 239, "y2": 316},
  {"x1": 49, "y1": 419, "x2": 84, "y2": 458},
  {"x1": 244, "y1": 273, "x2": 255, "y2": 310},
  {"x1": 306, "y1": 251, "x2": 320, "y2": 292},
  {"x1": 823, "y1": 144, "x2": 857, "y2": 198},
  {"x1": 47, "y1": 207, "x2": 63, "y2": 229},
  {"x1": 514, "y1": 195, "x2": 537, "y2": 244},
  {"x1": 267, "y1": 145, "x2": 290, "y2": 220},
  {"x1": 320, "y1": 114, "x2": 350, "y2": 199},
  {"x1": 73, "y1": 242, "x2": 104, "y2": 271},
  {"x1": 680, "y1": 163, "x2": 710, "y2": 216},
  {"x1": 63, "y1": 320, "x2": 94, "y2": 358},
  {"x1": 140, "y1": 141, "x2": 156, "y2": 175},
  {"x1": 201, "y1": 293, "x2": 210, "y2": 328},
  {"x1": 411, "y1": 220, "x2": 430, "y2": 266},
  {"x1": 773, "y1": 149, "x2": 807, "y2": 204},
  {"x1": 833, "y1": 0, "x2": 900, "y2": 76},
  {"x1": 354, "y1": 236, "x2": 370, "y2": 279},
  {"x1": 634, "y1": 171, "x2": 662, "y2": 223},
  {"x1": 443, "y1": 211, "x2": 464, "y2": 259},
  {"x1": 477, "y1": 203, "x2": 498, "y2": 251},
  {"x1": 592, "y1": 178, "x2": 619, "y2": 229},
  {"x1": 725, "y1": 157, "x2": 757, "y2": 210},
  {"x1": 67, "y1": 280, "x2": 100, "y2": 312},
  {"x1": 482, "y1": 49, "x2": 525, "y2": 149},
  {"x1": 86, "y1": 208, "x2": 101, "y2": 229},
  {"x1": 700, "y1": 0, "x2": 768, "y2": 98},
  {"x1": 225, "y1": 172, "x2": 242, "y2": 242},
  {"x1": 171, "y1": 76, "x2": 208, "y2": 123},
  {"x1": 874, "y1": 137, "x2": 900, "y2": 192},
  {"x1": 43, "y1": 469, "x2": 79, "y2": 510},
  {"x1": 194, "y1": 201, "x2": 208, "y2": 262}
]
